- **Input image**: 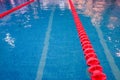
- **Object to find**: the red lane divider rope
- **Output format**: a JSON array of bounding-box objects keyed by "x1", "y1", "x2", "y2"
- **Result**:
[
  {"x1": 68, "y1": 0, "x2": 107, "y2": 80},
  {"x1": 0, "y1": 0, "x2": 34, "y2": 18}
]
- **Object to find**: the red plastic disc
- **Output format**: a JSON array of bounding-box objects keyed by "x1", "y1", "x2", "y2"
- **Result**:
[
  {"x1": 81, "y1": 41, "x2": 91, "y2": 46},
  {"x1": 84, "y1": 48, "x2": 95, "y2": 55},
  {"x1": 79, "y1": 34, "x2": 86, "y2": 39},
  {"x1": 78, "y1": 29, "x2": 85, "y2": 32},
  {"x1": 81, "y1": 38, "x2": 89, "y2": 42},
  {"x1": 91, "y1": 70, "x2": 107, "y2": 80},
  {"x1": 82, "y1": 44, "x2": 93, "y2": 50},
  {"x1": 79, "y1": 32, "x2": 86, "y2": 36},
  {"x1": 88, "y1": 65, "x2": 103, "y2": 74},
  {"x1": 86, "y1": 58, "x2": 100, "y2": 66},
  {"x1": 85, "y1": 53, "x2": 97, "y2": 60},
  {"x1": 80, "y1": 35, "x2": 88, "y2": 40},
  {"x1": 76, "y1": 23, "x2": 82, "y2": 27}
]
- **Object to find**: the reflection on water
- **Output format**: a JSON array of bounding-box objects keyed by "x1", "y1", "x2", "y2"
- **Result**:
[
  {"x1": 10, "y1": 0, "x2": 16, "y2": 7},
  {"x1": 4, "y1": 33, "x2": 15, "y2": 47},
  {"x1": 116, "y1": 51, "x2": 120, "y2": 57},
  {"x1": 0, "y1": 0, "x2": 120, "y2": 28},
  {"x1": 0, "y1": 0, "x2": 69, "y2": 12},
  {"x1": 0, "y1": 0, "x2": 29, "y2": 13},
  {"x1": 0, "y1": 0, "x2": 120, "y2": 57},
  {"x1": 0, "y1": 0, "x2": 69, "y2": 28},
  {"x1": 73, "y1": 0, "x2": 120, "y2": 28},
  {"x1": 39, "y1": 0, "x2": 68, "y2": 10},
  {"x1": 33, "y1": 7, "x2": 39, "y2": 19}
]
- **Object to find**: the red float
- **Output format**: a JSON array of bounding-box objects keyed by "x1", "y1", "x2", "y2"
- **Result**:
[
  {"x1": 79, "y1": 32, "x2": 86, "y2": 36},
  {"x1": 86, "y1": 58, "x2": 100, "y2": 66},
  {"x1": 78, "y1": 30, "x2": 85, "y2": 34},
  {"x1": 91, "y1": 70, "x2": 107, "y2": 80},
  {"x1": 80, "y1": 35, "x2": 88, "y2": 40},
  {"x1": 81, "y1": 38, "x2": 89, "y2": 42},
  {"x1": 79, "y1": 34, "x2": 86, "y2": 39},
  {"x1": 82, "y1": 44, "x2": 93, "y2": 50},
  {"x1": 85, "y1": 53, "x2": 97, "y2": 60},
  {"x1": 81, "y1": 41, "x2": 91, "y2": 46},
  {"x1": 84, "y1": 48, "x2": 95, "y2": 55},
  {"x1": 88, "y1": 65, "x2": 103, "y2": 74}
]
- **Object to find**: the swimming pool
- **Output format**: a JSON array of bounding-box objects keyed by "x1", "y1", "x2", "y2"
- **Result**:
[{"x1": 0, "y1": 0, "x2": 120, "y2": 80}]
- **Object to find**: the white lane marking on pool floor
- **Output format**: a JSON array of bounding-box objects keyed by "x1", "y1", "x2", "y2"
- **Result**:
[
  {"x1": 96, "y1": 27, "x2": 120, "y2": 80},
  {"x1": 35, "y1": 7, "x2": 55, "y2": 80}
]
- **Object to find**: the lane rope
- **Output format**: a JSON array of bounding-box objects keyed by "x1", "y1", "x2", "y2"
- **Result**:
[
  {"x1": 68, "y1": 0, "x2": 107, "y2": 80},
  {"x1": 0, "y1": 0, "x2": 34, "y2": 18}
]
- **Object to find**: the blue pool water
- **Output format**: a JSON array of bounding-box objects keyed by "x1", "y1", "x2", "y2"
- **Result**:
[{"x1": 0, "y1": 0, "x2": 120, "y2": 80}]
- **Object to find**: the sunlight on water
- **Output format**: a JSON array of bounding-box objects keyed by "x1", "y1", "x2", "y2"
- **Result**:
[
  {"x1": 116, "y1": 51, "x2": 120, "y2": 57},
  {"x1": 4, "y1": 33, "x2": 15, "y2": 47},
  {"x1": 39, "y1": 0, "x2": 68, "y2": 10},
  {"x1": 72, "y1": 0, "x2": 120, "y2": 28},
  {"x1": 107, "y1": 16, "x2": 118, "y2": 30},
  {"x1": 33, "y1": 8, "x2": 39, "y2": 19}
]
